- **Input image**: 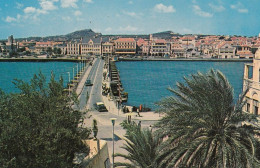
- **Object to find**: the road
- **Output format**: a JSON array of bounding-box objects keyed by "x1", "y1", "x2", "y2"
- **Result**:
[
  {"x1": 78, "y1": 57, "x2": 158, "y2": 164},
  {"x1": 78, "y1": 58, "x2": 102, "y2": 111}
]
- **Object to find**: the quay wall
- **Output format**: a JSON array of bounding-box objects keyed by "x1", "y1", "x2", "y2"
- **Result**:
[
  {"x1": 118, "y1": 58, "x2": 253, "y2": 62},
  {"x1": 0, "y1": 58, "x2": 83, "y2": 62}
]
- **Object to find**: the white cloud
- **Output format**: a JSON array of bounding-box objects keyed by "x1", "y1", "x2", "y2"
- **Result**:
[
  {"x1": 128, "y1": 1, "x2": 133, "y2": 4},
  {"x1": 24, "y1": 0, "x2": 57, "y2": 17},
  {"x1": 193, "y1": 5, "x2": 213, "y2": 17},
  {"x1": 5, "y1": 14, "x2": 21, "y2": 23},
  {"x1": 209, "y1": 3, "x2": 225, "y2": 12},
  {"x1": 119, "y1": 25, "x2": 139, "y2": 32},
  {"x1": 24, "y1": 7, "x2": 37, "y2": 13},
  {"x1": 16, "y1": 2, "x2": 24, "y2": 9},
  {"x1": 74, "y1": 10, "x2": 82, "y2": 16},
  {"x1": 231, "y1": 2, "x2": 248, "y2": 13},
  {"x1": 40, "y1": 0, "x2": 57, "y2": 11},
  {"x1": 154, "y1": 3, "x2": 176, "y2": 13},
  {"x1": 84, "y1": 0, "x2": 93, "y2": 3},
  {"x1": 61, "y1": 0, "x2": 78, "y2": 8},
  {"x1": 5, "y1": 16, "x2": 17, "y2": 23}
]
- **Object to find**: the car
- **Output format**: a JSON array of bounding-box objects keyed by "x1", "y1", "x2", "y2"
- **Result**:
[
  {"x1": 94, "y1": 102, "x2": 108, "y2": 112},
  {"x1": 85, "y1": 79, "x2": 93, "y2": 86}
]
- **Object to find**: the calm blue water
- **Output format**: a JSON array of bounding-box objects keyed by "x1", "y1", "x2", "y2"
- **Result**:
[
  {"x1": 0, "y1": 62, "x2": 79, "y2": 93},
  {"x1": 116, "y1": 61, "x2": 249, "y2": 110}
]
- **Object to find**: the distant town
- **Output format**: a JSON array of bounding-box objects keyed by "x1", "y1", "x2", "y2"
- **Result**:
[{"x1": 1, "y1": 29, "x2": 259, "y2": 59}]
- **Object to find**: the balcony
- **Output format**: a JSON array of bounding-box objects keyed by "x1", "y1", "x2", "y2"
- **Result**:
[{"x1": 243, "y1": 78, "x2": 260, "y2": 90}]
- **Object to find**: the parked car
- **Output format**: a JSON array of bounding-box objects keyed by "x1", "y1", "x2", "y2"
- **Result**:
[
  {"x1": 94, "y1": 102, "x2": 108, "y2": 112},
  {"x1": 85, "y1": 79, "x2": 93, "y2": 86}
]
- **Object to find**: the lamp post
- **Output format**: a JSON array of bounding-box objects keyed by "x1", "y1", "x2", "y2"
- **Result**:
[
  {"x1": 110, "y1": 118, "x2": 117, "y2": 168},
  {"x1": 67, "y1": 72, "x2": 70, "y2": 96},
  {"x1": 76, "y1": 64, "x2": 78, "y2": 77},
  {"x1": 72, "y1": 67, "x2": 74, "y2": 80}
]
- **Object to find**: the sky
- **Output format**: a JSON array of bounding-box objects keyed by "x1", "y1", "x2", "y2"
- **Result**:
[{"x1": 1, "y1": 0, "x2": 260, "y2": 39}]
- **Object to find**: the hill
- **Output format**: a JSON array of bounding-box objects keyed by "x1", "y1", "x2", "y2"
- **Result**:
[
  {"x1": 13, "y1": 29, "x2": 180, "y2": 42},
  {"x1": 16, "y1": 29, "x2": 101, "y2": 42}
]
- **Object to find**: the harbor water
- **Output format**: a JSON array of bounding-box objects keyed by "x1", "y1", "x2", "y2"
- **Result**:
[
  {"x1": 116, "y1": 61, "x2": 249, "y2": 110},
  {"x1": 0, "y1": 61, "x2": 79, "y2": 93}
]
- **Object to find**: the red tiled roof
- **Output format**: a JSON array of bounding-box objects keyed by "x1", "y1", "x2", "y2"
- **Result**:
[{"x1": 154, "y1": 39, "x2": 166, "y2": 43}]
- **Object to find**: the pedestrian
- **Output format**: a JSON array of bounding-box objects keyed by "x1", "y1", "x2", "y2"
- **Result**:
[
  {"x1": 137, "y1": 109, "x2": 140, "y2": 117},
  {"x1": 138, "y1": 121, "x2": 141, "y2": 128}
]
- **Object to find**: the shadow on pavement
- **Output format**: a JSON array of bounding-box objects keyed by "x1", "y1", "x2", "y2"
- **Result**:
[{"x1": 101, "y1": 134, "x2": 122, "y2": 141}]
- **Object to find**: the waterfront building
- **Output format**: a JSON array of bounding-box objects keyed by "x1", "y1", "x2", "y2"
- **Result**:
[
  {"x1": 171, "y1": 42, "x2": 185, "y2": 58},
  {"x1": 179, "y1": 36, "x2": 196, "y2": 47},
  {"x1": 102, "y1": 41, "x2": 114, "y2": 56},
  {"x1": 150, "y1": 39, "x2": 170, "y2": 57},
  {"x1": 81, "y1": 37, "x2": 102, "y2": 56},
  {"x1": 237, "y1": 44, "x2": 253, "y2": 59},
  {"x1": 35, "y1": 41, "x2": 53, "y2": 48},
  {"x1": 35, "y1": 41, "x2": 64, "y2": 54},
  {"x1": 217, "y1": 42, "x2": 237, "y2": 59},
  {"x1": 243, "y1": 48, "x2": 260, "y2": 115},
  {"x1": 114, "y1": 38, "x2": 136, "y2": 56},
  {"x1": 136, "y1": 38, "x2": 150, "y2": 56},
  {"x1": 142, "y1": 43, "x2": 150, "y2": 56},
  {"x1": 67, "y1": 41, "x2": 81, "y2": 56}
]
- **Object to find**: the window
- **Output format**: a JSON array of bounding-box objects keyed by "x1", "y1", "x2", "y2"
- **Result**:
[
  {"x1": 253, "y1": 100, "x2": 259, "y2": 115},
  {"x1": 247, "y1": 103, "x2": 250, "y2": 112},
  {"x1": 248, "y1": 66, "x2": 253, "y2": 79},
  {"x1": 255, "y1": 106, "x2": 258, "y2": 115}
]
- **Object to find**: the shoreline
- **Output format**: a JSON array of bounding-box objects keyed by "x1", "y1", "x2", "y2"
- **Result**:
[
  {"x1": 118, "y1": 57, "x2": 253, "y2": 62},
  {"x1": 0, "y1": 58, "x2": 83, "y2": 62}
]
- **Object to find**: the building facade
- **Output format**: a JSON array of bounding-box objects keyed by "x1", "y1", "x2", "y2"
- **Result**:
[
  {"x1": 150, "y1": 39, "x2": 170, "y2": 57},
  {"x1": 102, "y1": 42, "x2": 114, "y2": 56},
  {"x1": 243, "y1": 48, "x2": 260, "y2": 115},
  {"x1": 67, "y1": 42, "x2": 81, "y2": 55},
  {"x1": 218, "y1": 42, "x2": 237, "y2": 59},
  {"x1": 81, "y1": 38, "x2": 102, "y2": 56},
  {"x1": 114, "y1": 38, "x2": 136, "y2": 56}
]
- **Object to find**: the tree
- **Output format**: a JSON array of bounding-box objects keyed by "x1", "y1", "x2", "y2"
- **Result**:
[
  {"x1": 46, "y1": 47, "x2": 52, "y2": 54},
  {"x1": 17, "y1": 47, "x2": 26, "y2": 53},
  {"x1": 114, "y1": 121, "x2": 161, "y2": 168},
  {"x1": 0, "y1": 72, "x2": 90, "y2": 168},
  {"x1": 155, "y1": 69, "x2": 260, "y2": 168},
  {"x1": 53, "y1": 48, "x2": 62, "y2": 55}
]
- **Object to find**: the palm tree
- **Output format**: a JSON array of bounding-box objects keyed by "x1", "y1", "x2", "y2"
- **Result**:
[
  {"x1": 155, "y1": 69, "x2": 260, "y2": 168},
  {"x1": 114, "y1": 121, "x2": 161, "y2": 168}
]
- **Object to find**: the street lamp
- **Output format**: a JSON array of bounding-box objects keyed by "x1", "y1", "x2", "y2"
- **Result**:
[
  {"x1": 76, "y1": 64, "x2": 79, "y2": 77},
  {"x1": 110, "y1": 118, "x2": 117, "y2": 168},
  {"x1": 72, "y1": 67, "x2": 74, "y2": 80},
  {"x1": 67, "y1": 72, "x2": 70, "y2": 96}
]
